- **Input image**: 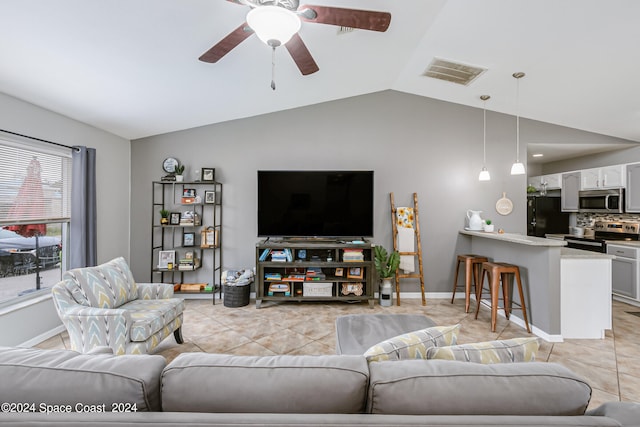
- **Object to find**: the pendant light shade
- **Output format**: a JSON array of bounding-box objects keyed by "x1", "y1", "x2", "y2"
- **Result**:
[
  {"x1": 247, "y1": 6, "x2": 301, "y2": 47},
  {"x1": 511, "y1": 72, "x2": 526, "y2": 175},
  {"x1": 478, "y1": 95, "x2": 491, "y2": 181}
]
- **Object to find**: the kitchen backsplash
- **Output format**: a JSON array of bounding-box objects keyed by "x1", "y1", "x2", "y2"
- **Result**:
[{"x1": 577, "y1": 213, "x2": 640, "y2": 226}]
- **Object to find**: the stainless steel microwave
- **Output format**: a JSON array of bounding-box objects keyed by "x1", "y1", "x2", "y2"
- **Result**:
[{"x1": 578, "y1": 188, "x2": 624, "y2": 213}]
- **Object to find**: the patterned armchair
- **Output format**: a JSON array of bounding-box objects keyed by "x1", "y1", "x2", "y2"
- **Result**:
[{"x1": 51, "y1": 257, "x2": 184, "y2": 355}]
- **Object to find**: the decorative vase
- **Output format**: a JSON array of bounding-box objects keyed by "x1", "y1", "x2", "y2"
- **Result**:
[
  {"x1": 160, "y1": 217, "x2": 169, "y2": 225},
  {"x1": 380, "y1": 278, "x2": 393, "y2": 307},
  {"x1": 484, "y1": 224, "x2": 494, "y2": 232},
  {"x1": 175, "y1": 174, "x2": 184, "y2": 182}
]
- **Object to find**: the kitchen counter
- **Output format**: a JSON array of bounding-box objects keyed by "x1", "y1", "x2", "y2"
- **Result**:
[
  {"x1": 458, "y1": 230, "x2": 612, "y2": 341},
  {"x1": 561, "y1": 247, "x2": 615, "y2": 259},
  {"x1": 460, "y1": 229, "x2": 566, "y2": 246},
  {"x1": 603, "y1": 240, "x2": 640, "y2": 247}
]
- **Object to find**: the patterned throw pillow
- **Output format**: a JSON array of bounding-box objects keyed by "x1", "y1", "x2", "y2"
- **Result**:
[
  {"x1": 364, "y1": 324, "x2": 460, "y2": 362},
  {"x1": 425, "y1": 337, "x2": 540, "y2": 364}
]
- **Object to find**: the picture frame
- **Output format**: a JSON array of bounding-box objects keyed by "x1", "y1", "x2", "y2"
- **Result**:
[
  {"x1": 183, "y1": 232, "x2": 195, "y2": 247},
  {"x1": 204, "y1": 190, "x2": 216, "y2": 204},
  {"x1": 200, "y1": 227, "x2": 218, "y2": 248},
  {"x1": 347, "y1": 267, "x2": 363, "y2": 279},
  {"x1": 182, "y1": 188, "x2": 196, "y2": 198},
  {"x1": 334, "y1": 267, "x2": 344, "y2": 277},
  {"x1": 158, "y1": 250, "x2": 175, "y2": 269},
  {"x1": 169, "y1": 212, "x2": 181, "y2": 225},
  {"x1": 201, "y1": 168, "x2": 215, "y2": 182}
]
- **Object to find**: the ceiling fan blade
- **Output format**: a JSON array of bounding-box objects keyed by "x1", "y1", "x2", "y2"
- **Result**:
[
  {"x1": 285, "y1": 33, "x2": 319, "y2": 75},
  {"x1": 198, "y1": 23, "x2": 254, "y2": 63},
  {"x1": 299, "y1": 5, "x2": 391, "y2": 32}
]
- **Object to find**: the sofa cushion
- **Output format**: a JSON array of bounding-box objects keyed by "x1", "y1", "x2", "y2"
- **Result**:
[
  {"x1": 63, "y1": 257, "x2": 138, "y2": 309},
  {"x1": 367, "y1": 360, "x2": 592, "y2": 416},
  {"x1": 336, "y1": 314, "x2": 437, "y2": 355},
  {"x1": 120, "y1": 298, "x2": 184, "y2": 342},
  {"x1": 162, "y1": 353, "x2": 370, "y2": 413},
  {"x1": 0, "y1": 346, "x2": 165, "y2": 411},
  {"x1": 363, "y1": 324, "x2": 460, "y2": 362},
  {"x1": 425, "y1": 337, "x2": 540, "y2": 364}
]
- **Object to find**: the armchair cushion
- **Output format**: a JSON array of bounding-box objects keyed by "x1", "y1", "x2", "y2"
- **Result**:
[
  {"x1": 121, "y1": 299, "x2": 184, "y2": 342},
  {"x1": 62, "y1": 257, "x2": 139, "y2": 308}
]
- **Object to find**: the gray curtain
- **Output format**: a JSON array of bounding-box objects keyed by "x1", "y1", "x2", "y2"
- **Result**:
[{"x1": 70, "y1": 146, "x2": 97, "y2": 268}]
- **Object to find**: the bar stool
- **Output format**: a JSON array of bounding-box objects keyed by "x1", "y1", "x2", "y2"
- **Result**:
[
  {"x1": 451, "y1": 254, "x2": 488, "y2": 313},
  {"x1": 475, "y1": 262, "x2": 531, "y2": 333}
]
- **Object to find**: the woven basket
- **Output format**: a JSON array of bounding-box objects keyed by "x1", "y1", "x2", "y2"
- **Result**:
[{"x1": 223, "y1": 284, "x2": 250, "y2": 307}]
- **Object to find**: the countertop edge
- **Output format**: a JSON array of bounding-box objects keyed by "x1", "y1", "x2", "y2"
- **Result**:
[{"x1": 459, "y1": 229, "x2": 567, "y2": 247}]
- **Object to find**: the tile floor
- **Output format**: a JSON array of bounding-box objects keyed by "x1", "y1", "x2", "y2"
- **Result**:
[{"x1": 37, "y1": 296, "x2": 640, "y2": 410}]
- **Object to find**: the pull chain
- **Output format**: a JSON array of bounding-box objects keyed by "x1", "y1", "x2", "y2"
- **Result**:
[{"x1": 270, "y1": 46, "x2": 276, "y2": 91}]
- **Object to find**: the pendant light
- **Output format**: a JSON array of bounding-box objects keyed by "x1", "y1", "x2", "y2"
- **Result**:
[
  {"x1": 478, "y1": 95, "x2": 491, "y2": 181},
  {"x1": 510, "y1": 72, "x2": 526, "y2": 175}
]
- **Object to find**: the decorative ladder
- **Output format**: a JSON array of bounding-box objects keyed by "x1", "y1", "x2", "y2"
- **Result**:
[{"x1": 390, "y1": 192, "x2": 426, "y2": 306}]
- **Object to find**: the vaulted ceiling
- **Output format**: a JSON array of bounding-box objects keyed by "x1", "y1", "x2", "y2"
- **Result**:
[{"x1": 1, "y1": 0, "x2": 639, "y2": 158}]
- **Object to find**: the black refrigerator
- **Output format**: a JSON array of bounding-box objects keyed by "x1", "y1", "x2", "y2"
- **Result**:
[{"x1": 527, "y1": 196, "x2": 570, "y2": 237}]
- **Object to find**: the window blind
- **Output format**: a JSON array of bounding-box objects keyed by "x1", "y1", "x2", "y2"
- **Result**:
[{"x1": 0, "y1": 137, "x2": 72, "y2": 226}]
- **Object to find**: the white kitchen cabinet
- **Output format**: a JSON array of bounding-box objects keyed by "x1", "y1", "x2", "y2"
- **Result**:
[
  {"x1": 528, "y1": 174, "x2": 561, "y2": 191},
  {"x1": 542, "y1": 173, "x2": 562, "y2": 189},
  {"x1": 561, "y1": 171, "x2": 581, "y2": 212},
  {"x1": 581, "y1": 165, "x2": 625, "y2": 189},
  {"x1": 626, "y1": 162, "x2": 640, "y2": 212},
  {"x1": 581, "y1": 168, "x2": 601, "y2": 189},
  {"x1": 602, "y1": 165, "x2": 625, "y2": 188}
]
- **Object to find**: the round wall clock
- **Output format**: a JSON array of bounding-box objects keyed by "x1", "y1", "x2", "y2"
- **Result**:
[{"x1": 162, "y1": 157, "x2": 179, "y2": 173}]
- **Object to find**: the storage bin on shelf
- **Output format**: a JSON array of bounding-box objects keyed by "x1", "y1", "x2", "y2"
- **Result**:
[{"x1": 303, "y1": 282, "x2": 333, "y2": 297}]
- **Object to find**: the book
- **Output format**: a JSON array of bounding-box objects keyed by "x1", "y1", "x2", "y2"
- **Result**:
[{"x1": 259, "y1": 248, "x2": 271, "y2": 261}]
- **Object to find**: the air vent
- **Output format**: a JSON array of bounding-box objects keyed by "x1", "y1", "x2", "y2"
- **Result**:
[{"x1": 422, "y1": 58, "x2": 486, "y2": 86}]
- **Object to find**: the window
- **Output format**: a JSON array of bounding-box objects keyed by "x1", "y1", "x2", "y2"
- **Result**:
[{"x1": 0, "y1": 135, "x2": 72, "y2": 305}]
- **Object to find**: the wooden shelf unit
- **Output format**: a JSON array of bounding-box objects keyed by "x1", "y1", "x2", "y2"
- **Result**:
[{"x1": 255, "y1": 240, "x2": 375, "y2": 309}]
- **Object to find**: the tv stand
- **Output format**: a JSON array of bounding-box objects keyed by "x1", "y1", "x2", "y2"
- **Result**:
[{"x1": 255, "y1": 239, "x2": 375, "y2": 309}]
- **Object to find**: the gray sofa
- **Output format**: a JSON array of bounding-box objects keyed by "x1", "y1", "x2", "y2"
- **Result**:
[{"x1": 0, "y1": 345, "x2": 639, "y2": 426}]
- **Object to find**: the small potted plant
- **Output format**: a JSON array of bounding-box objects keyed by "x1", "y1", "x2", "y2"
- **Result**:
[
  {"x1": 174, "y1": 164, "x2": 185, "y2": 182},
  {"x1": 160, "y1": 209, "x2": 170, "y2": 225},
  {"x1": 374, "y1": 245, "x2": 400, "y2": 306},
  {"x1": 483, "y1": 219, "x2": 494, "y2": 232}
]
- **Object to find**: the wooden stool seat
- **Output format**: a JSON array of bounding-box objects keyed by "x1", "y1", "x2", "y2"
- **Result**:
[
  {"x1": 475, "y1": 261, "x2": 531, "y2": 333},
  {"x1": 451, "y1": 254, "x2": 488, "y2": 313}
]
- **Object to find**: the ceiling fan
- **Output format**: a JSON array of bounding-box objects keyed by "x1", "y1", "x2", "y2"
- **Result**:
[{"x1": 199, "y1": 0, "x2": 392, "y2": 77}]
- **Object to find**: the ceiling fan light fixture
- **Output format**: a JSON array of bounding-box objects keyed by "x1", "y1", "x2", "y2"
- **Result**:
[{"x1": 247, "y1": 6, "x2": 301, "y2": 47}]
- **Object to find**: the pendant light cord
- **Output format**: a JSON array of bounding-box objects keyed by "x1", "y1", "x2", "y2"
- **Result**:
[
  {"x1": 483, "y1": 99, "x2": 487, "y2": 164},
  {"x1": 270, "y1": 47, "x2": 276, "y2": 91},
  {"x1": 515, "y1": 77, "x2": 520, "y2": 161}
]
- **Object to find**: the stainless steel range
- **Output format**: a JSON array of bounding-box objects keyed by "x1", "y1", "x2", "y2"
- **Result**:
[{"x1": 564, "y1": 220, "x2": 640, "y2": 253}]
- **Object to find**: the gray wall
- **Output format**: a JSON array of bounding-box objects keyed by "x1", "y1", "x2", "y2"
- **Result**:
[
  {"x1": 131, "y1": 90, "x2": 630, "y2": 294},
  {"x1": 0, "y1": 92, "x2": 131, "y2": 346}
]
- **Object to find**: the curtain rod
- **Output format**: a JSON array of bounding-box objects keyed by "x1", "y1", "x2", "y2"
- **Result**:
[{"x1": 0, "y1": 128, "x2": 76, "y2": 151}]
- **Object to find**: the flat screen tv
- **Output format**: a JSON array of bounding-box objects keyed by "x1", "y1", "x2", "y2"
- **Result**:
[{"x1": 257, "y1": 170, "x2": 374, "y2": 238}]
